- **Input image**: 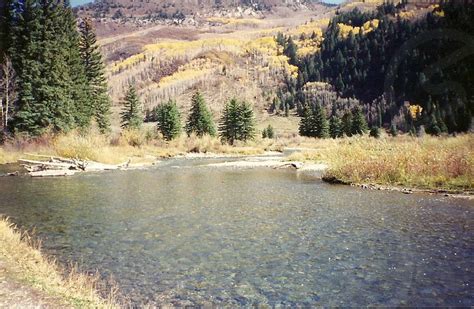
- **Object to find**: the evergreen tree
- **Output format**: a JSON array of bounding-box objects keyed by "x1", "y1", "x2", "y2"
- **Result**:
[
  {"x1": 120, "y1": 84, "x2": 143, "y2": 130},
  {"x1": 237, "y1": 101, "x2": 256, "y2": 142},
  {"x1": 390, "y1": 123, "x2": 398, "y2": 137},
  {"x1": 264, "y1": 124, "x2": 275, "y2": 139},
  {"x1": 36, "y1": 0, "x2": 76, "y2": 132},
  {"x1": 313, "y1": 104, "x2": 329, "y2": 138},
  {"x1": 329, "y1": 114, "x2": 343, "y2": 138},
  {"x1": 369, "y1": 126, "x2": 380, "y2": 138},
  {"x1": 341, "y1": 111, "x2": 353, "y2": 137},
  {"x1": 219, "y1": 98, "x2": 255, "y2": 144},
  {"x1": 219, "y1": 98, "x2": 239, "y2": 145},
  {"x1": 156, "y1": 99, "x2": 182, "y2": 140},
  {"x1": 185, "y1": 91, "x2": 216, "y2": 137},
  {"x1": 64, "y1": 4, "x2": 91, "y2": 129},
  {"x1": 426, "y1": 114, "x2": 441, "y2": 136},
  {"x1": 351, "y1": 107, "x2": 368, "y2": 135},
  {"x1": 284, "y1": 37, "x2": 298, "y2": 66},
  {"x1": 299, "y1": 105, "x2": 312, "y2": 137},
  {"x1": 79, "y1": 17, "x2": 111, "y2": 133},
  {"x1": 9, "y1": 0, "x2": 47, "y2": 135}
]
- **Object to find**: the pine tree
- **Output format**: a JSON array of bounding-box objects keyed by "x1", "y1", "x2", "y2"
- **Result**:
[
  {"x1": 64, "y1": 5, "x2": 91, "y2": 129},
  {"x1": 79, "y1": 17, "x2": 111, "y2": 133},
  {"x1": 237, "y1": 101, "x2": 256, "y2": 142},
  {"x1": 9, "y1": 0, "x2": 47, "y2": 135},
  {"x1": 219, "y1": 98, "x2": 239, "y2": 145},
  {"x1": 329, "y1": 114, "x2": 343, "y2": 138},
  {"x1": 284, "y1": 37, "x2": 298, "y2": 65},
  {"x1": 369, "y1": 126, "x2": 380, "y2": 138},
  {"x1": 185, "y1": 91, "x2": 216, "y2": 137},
  {"x1": 219, "y1": 98, "x2": 255, "y2": 144},
  {"x1": 299, "y1": 105, "x2": 312, "y2": 137},
  {"x1": 265, "y1": 124, "x2": 275, "y2": 139},
  {"x1": 390, "y1": 123, "x2": 398, "y2": 137},
  {"x1": 156, "y1": 99, "x2": 182, "y2": 141},
  {"x1": 36, "y1": 0, "x2": 76, "y2": 132},
  {"x1": 351, "y1": 107, "x2": 368, "y2": 135},
  {"x1": 341, "y1": 111, "x2": 353, "y2": 137},
  {"x1": 313, "y1": 104, "x2": 329, "y2": 138},
  {"x1": 120, "y1": 84, "x2": 143, "y2": 130},
  {"x1": 426, "y1": 114, "x2": 441, "y2": 136}
]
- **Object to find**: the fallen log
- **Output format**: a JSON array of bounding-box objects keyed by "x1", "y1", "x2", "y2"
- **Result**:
[
  {"x1": 18, "y1": 159, "x2": 77, "y2": 170},
  {"x1": 23, "y1": 153, "x2": 77, "y2": 164},
  {"x1": 19, "y1": 156, "x2": 132, "y2": 176},
  {"x1": 29, "y1": 170, "x2": 77, "y2": 177}
]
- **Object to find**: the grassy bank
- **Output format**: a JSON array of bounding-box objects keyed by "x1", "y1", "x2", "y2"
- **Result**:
[
  {"x1": 287, "y1": 134, "x2": 474, "y2": 191},
  {"x1": 0, "y1": 129, "x2": 282, "y2": 165},
  {"x1": 0, "y1": 217, "x2": 118, "y2": 308}
]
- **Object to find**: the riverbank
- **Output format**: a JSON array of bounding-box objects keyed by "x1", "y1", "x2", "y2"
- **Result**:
[
  {"x1": 1, "y1": 131, "x2": 473, "y2": 193},
  {"x1": 287, "y1": 134, "x2": 474, "y2": 193},
  {"x1": 0, "y1": 218, "x2": 118, "y2": 308}
]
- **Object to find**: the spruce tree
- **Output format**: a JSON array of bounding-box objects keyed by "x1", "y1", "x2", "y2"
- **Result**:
[
  {"x1": 219, "y1": 98, "x2": 255, "y2": 144},
  {"x1": 299, "y1": 105, "x2": 312, "y2": 137},
  {"x1": 426, "y1": 114, "x2": 441, "y2": 136},
  {"x1": 219, "y1": 98, "x2": 239, "y2": 145},
  {"x1": 265, "y1": 124, "x2": 275, "y2": 139},
  {"x1": 238, "y1": 101, "x2": 256, "y2": 142},
  {"x1": 9, "y1": 0, "x2": 47, "y2": 135},
  {"x1": 120, "y1": 84, "x2": 143, "y2": 130},
  {"x1": 156, "y1": 99, "x2": 182, "y2": 141},
  {"x1": 390, "y1": 123, "x2": 398, "y2": 137},
  {"x1": 369, "y1": 126, "x2": 380, "y2": 138},
  {"x1": 79, "y1": 17, "x2": 111, "y2": 133},
  {"x1": 351, "y1": 107, "x2": 368, "y2": 135},
  {"x1": 64, "y1": 4, "x2": 91, "y2": 129},
  {"x1": 341, "y1": 111, "x2": 353, "y2": 137},
  {"x1": 36, "y1": 0, "x2": 76, "y2": 132},
  {"x1": 185, "y1": 91, "x2": 216, "y2": 137},
  {"x1": 329, "y1": 114, "x2": 343, "y2": 138},
  {"x1": 313, "y1": 104, "x2": 329, "y2": 138}
]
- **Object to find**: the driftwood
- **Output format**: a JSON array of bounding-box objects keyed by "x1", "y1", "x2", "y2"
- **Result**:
[{"x1": 19, "y1": 155, "x2": 131, "y2": 177}]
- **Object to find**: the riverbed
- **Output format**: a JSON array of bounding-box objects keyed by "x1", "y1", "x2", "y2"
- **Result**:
[{"x1": 0, "y1": 157, "x2": 472, "y2": 306}]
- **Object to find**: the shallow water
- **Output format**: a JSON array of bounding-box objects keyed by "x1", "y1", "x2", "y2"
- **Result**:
[{"x1": 0, "y1": 158, "x2": 472, "y2": 306}]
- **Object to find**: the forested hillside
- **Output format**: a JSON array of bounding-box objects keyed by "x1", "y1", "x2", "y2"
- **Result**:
[{"x1": 278, "y1": 2, "x2": 473, "y2": 135}]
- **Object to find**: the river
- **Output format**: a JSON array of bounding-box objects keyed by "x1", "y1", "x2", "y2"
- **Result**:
[{"x1": 0, "y1": 157, "x2": 472, "y2": 306}]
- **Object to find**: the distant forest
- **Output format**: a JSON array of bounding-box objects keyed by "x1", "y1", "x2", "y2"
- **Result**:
[{"x1": 277, "y1": 2, "x2": 473, "y2": 135}]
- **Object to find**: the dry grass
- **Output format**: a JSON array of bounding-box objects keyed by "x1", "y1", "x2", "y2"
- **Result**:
[
  {"x1": 0, "y1": 130, "x2": 280, "y2": 165},
  {"x1": 0, "y1": 217, "x2": 118, "y2": 308},
  {"x1": 287, "y1": 134, "x2": 474, "y2": 191}
]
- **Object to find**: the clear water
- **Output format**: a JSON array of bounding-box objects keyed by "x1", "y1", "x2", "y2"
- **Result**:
[{"x1": 0, "y1": 158, "x2": 472, "y2": 306}]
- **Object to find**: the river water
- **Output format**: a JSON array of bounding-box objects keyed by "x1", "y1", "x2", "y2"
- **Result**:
[{"x1": 0, "y1": 158, "x2": 472, "y2": 306}]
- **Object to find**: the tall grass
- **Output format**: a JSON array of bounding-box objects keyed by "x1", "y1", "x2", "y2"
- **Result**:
[
  {"x1": 0, "y1": 217, "x2": 118, "y2": 308},
  {"x1": 0, "y1": 130, "x2": 281, "y2": 165},
  {"x1": 287, "y1": 135, "x2": 474, "y2": 191}
]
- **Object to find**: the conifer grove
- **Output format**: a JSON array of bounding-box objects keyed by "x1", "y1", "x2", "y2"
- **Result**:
[{"x1": 0, "y1": 0, "x2": 111, "y2": 136}]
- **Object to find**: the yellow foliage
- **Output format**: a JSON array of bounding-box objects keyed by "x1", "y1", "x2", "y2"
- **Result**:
[
  {"x1": 434, "y1": 10, "x2": 445, "y2": 18},
  {"x1": 206, "y1": 17, "x2": 263, "y2": 26},
  {"x1": 154, "y1": 58, "x2": 216, "y2": 89},
  {"x1": 338, "y1": 19, "x2": 379, "y2": 38},
  {"x1": 408, "y1": 104, "x2": 423, "y2": 120},
  {"x1": 398, "y1": 10, "x2": 415, "y2": 20}
]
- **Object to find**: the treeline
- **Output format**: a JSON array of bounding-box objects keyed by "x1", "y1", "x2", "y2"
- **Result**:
[
  {"x1": 0, "y1": 0, "x2": 110, "y2": 138},
  {"x1": 277, "y1": 2, "x2": 473, "y2": 136},
  {"x1": 123, "y1": 88, "x2": 258, "y2": 144}
]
